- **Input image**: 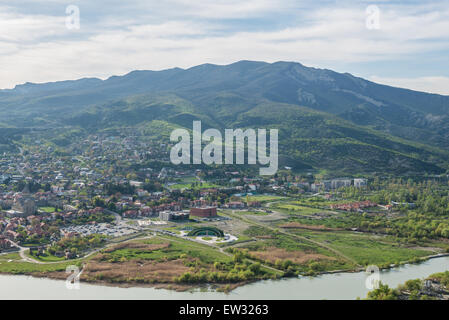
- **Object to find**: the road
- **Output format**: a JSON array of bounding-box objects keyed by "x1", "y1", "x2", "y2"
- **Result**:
[
  {"x1": 104, "y1": 209, "x2": 122, "y2": 224},
  {"x1": 6, "y1": 239, "x2": 43, "y2": 264},
  {"x1": 5, "y1": 202, "x2": 356, "y2": 272},
  {"x1": 6, "y1": 223, "x2": 284, "y2": 275},
  {"x1": 5, "y1": 232, "x2": 151, "y2": 265}
]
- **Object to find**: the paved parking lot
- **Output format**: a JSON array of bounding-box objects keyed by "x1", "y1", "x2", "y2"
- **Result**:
[{"x1": 61, "y1": 222, "x2": 140, "y2": 238}]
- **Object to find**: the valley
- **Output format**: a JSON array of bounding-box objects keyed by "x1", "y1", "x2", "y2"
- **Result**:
[{"x1": 1, "y1": 61, "x2": 449, "y2": 300}]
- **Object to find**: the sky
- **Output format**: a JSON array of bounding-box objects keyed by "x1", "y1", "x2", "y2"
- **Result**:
[{"x1": 1, "y1": 0, "x2": 449, "y2": 94}]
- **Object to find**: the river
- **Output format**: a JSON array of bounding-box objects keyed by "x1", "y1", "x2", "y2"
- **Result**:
[{"x1": 1, "y1": 256, "x2": 448, "y2": 299}]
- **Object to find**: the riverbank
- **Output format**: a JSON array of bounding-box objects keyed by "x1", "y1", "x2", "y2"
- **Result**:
[
  {"x1": 367, "y1": 270, "x2": 449, "y2": 300},
  {"x1": 2, "y1": 251, "x2": 449, "y2": 295},
  {"x1": 1, "y1": 255, "x2": 449, "y2": 300},
  {"x1": 2, "y1": 229, "x2": 448, "y2": 294},
  {"x1": 24, "y1": 269, "x2": 247, "y2": 293}
]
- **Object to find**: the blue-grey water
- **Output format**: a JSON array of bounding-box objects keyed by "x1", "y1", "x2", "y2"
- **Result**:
[{"x1": 0, "y1": 256, "x2": 448, "y2": 300}]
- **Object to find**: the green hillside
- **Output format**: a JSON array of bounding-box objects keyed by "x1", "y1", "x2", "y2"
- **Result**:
[{"x1": 1, "y1": 60, "x2": 449, "y2": 175}]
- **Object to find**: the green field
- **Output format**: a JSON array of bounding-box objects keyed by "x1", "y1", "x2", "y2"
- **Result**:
[
  {"x1": 238, "y1": 236, "x2": 354, "y2": 275},
  {"x1": 292, "y1": 198, "x2": 349, "y2": 207},
  {"x1": 102, "y1": 236, "x2": 233, "y2": 264},
  {"x1": 38, "y1": 207, "x2": 56, "y2": 213},
  {"x1": 273, "y1": 203, "x2": 331, "y2": 215},
  {"x1": 165, "y1": 176, "x2": 224, "y2": 191},
  {"x1": 298, "y1": 231, "x2": 432, "y2": 267},
  {"x1": 218, "y1": 235, "x2": 253, "y2": 247},
  {"x1": 247, "y1": 195, "x2": 288, "y2": 202},
  {"x1": 26, "y1": 251, "x2": 67, "y2": 262},
  {"x1": 0, "y1": 253, "x2": 78, "y2": 274},
  {"x1": 234, "y1": 210, "x2": 269, "y2": 216}
]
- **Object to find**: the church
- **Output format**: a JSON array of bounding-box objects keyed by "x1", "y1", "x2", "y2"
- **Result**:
[{"x1": 12, "y1": 184, "x2": 36, "y2": 217}]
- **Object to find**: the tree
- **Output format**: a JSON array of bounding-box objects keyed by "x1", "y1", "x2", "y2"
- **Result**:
[
  {"x1": 249, "y1": 262, "x2": 261, "y2": 274},
  {"x1": 233, "y1": 251, "x2": 245, "y2": 263},
  {"x1": 92, "y1": 196, "x2": 106, "y2": 208},
  {"x1": 366, "y1": 283, "x2": 398, "y2": 300}
]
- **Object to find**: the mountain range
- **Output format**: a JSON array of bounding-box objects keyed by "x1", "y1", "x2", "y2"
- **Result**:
[{"x1": 1, "y1": 60, "x2": 449, "y2": 175}]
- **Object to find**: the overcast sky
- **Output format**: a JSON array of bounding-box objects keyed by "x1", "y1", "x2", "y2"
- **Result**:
[{"x1": 1, "y1": 0, "x2": 449, "y2": 94}]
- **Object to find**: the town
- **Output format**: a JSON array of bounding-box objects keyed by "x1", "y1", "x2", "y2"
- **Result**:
[
  {"x1": 1, "y1": 129, "x2": 449, "y2": 293},
  {"x1": 0, "y1": 131, "x2": 370, "y2": 255}
]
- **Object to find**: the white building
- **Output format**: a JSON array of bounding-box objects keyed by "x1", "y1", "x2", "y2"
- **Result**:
[{"x1": 354, "y1": 178, "x2": 368, "y2": 188}]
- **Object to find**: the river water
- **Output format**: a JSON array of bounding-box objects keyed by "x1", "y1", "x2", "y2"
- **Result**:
[{"x1": 1, "y1": 256, "x2": 448, "y2": 300}]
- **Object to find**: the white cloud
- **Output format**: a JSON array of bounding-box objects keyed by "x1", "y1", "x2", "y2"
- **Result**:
[
  {"x1": 0, "y1": 1, "x2": 448, "y2": 92},
  {"x1": 0, "y1": 7, "x2": 67, "y2": 42},
  {"x1": 158, "y1": 0, "x2": 284, "y2": 18},
  {"x1": 369, "y1": 76, "x2": 449, "y2": 96}
]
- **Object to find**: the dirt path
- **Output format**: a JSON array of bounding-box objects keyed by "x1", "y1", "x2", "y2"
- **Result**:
[
  {"x1": 224, "y1": 210, "x2": 360, "y2": 267},
  {"x1": 156, "y1": 234, "x2": 284, "y2": 275}
]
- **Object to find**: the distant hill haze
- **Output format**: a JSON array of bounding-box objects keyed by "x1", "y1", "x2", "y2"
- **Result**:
[{"x1": 1, "y1": 60, "x2": 449, "y2": 175}]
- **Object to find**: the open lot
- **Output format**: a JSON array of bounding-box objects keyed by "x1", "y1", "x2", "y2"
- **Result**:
[{"x1": 61, "y1": 221, "x2": 140, "y2": 238}]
